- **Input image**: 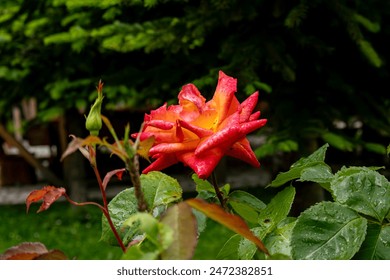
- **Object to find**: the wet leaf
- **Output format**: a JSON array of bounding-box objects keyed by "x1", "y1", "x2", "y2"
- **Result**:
[
  {"x1": 331, "y1": 167, "x2": 390, "y2": 222},
  {"x1": 236, "y1": 187, "x2": 295, "y2": 260},
  {"x1": 122, "y1": 212, "x2": 173, "y2": 252},
  {"x1": 102, "y1": 168, "x2": 126, "y2": 190},
  {"x1": 263, "y1": 218, "x2": 296, "y2": 258},
  {"x1": 291, "y1": 201, "x2": 367, "y2": 260},
  {"x1": 257, "y1": 186, "x2": 296, "y2": 235},
  {"x1": 160, "y1": 202, "x2": 198, "y2": 259},
  {"x1": 354, "y1": 223, "x2": 390, "y2": 260},
  {"x1": 101, "y1": 172, "x2": 182, "y2": 246},
  {"x1": 299, "y1": 162, "x2": 334, "y2": 190},
  {"x1": 26, "y1": 186, "x2": 66, "y2": 213},
  {"x1": 101, "y1": 188, "x2": 139, "y2": 246},
  {"x1": 228, "y1": 190, "x2": 266, "y2": 224},
  {"x1": 193, "y1": 174, "x2": 229, "y2": 201},
  {"x1": 237, "y1": 227, "x2": 264, "y2": 259},
  {"x1": 186, "y1": 198, "x2": 269, "y2": 255},
  {"x1": 375, "y1": 225, "x2": 390, "y2": 259},
  {"x1": 192, "y1": 173, "x2": 213, "y2": 191},
  {"x1": 270, "y1": 144, "x2": 330, "y2": 187},
  {"x1": 0, "y1": 242, "x2": 67, "y2": 260},
  {"x1": 140, "y1": 171, "x2": 182, "y2": 208}
]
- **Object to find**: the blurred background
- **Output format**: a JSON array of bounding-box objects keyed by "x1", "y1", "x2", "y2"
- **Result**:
[
  {"x1": 0, "y1": 0, "x2": 390, "y2": 260},
  {"x1": 0, "y1": 0, "x2": 389, "y2": 199}
]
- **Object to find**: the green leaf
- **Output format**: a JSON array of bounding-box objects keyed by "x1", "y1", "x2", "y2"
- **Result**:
[
  {"x1": 354, "y1": 223, "x2": 390, "y2": 260},
  {"x1": 257, "y1": 186, "x2": 296, "y2": 235},
  {"x1": 122, "y1": 212, "x2": 173, "y2": 251},
  {"x1": 121, "y1": 245, "x2": 160, "y2": 260},
  {"x1": 364, "y1": 142, "x2": 386, "y2": 155},
  {"x1": 160, "y1": 202, "x2": 198, "y2": 260},
  {"x1": 269, "y1": 144, "x2": 329, "y2": 187},
  {"x1": 193, "y1": 173, "x2": 216, "y2": 200},
  {"x1": 217, "y1": 234, "x2": 241, "y2": 260},
  {"x1": 101, "y1": 188, "x2": 138, "y2": 245},
  {"x1": 291, "y1": 202, "x2": 367, "y2": 260},
  {"x1": 228, "y1": 190, "x2": 266, "y2": 224},
  {"x1": 192, "y1": 208, "x2": 207, "y2": 233},
  {"x1": 358, "y1": 39, "x2": 383, "y2": 68},
  {"x1": 263, "y1": 218, "x2": 296, "y2": 258},
  {"x1": 235, "y1": 186, "x2": 296, "y2": 260},
  {"x1": 353, "y1": 13, "x2": 381, "y2": 33},
  {"x1": 238, "y1": 227, "x2": 264, "y2": 260},
  {"x1": 299, "y1": 162, "x2": 334, "y2": 190},
  {"x1": 101, "y1": 171, "x2": 182, "y2": 246},
  {"x1": 375, "y1": 225, "x2": 390, "y2": 259},
  {"x1": 293, "y1": 143, "x2": 329, "y2": 167},
  {"x1": 118, "y1": 212, "x2": 174, "y2": 260},
  {"x1": 140, "y1": 171, "x2": 182, "y2": 208},
  {"x1": 186, "y1": 199, "x2": 269, "y2": 255},
  {"x1": 321, "y1": 132, "x2": 354, "y2": 151},
  {"x1": 331, "y1": 168, "x2": 390, "y2": 222},
  {"x1": 192, "y1": 173, "x2": 229, "y2": 201}
]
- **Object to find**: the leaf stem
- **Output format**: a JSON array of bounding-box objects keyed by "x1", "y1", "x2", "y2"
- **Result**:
[{"x1": 63, "y1": 193, "x2": 127, "y2": 252}]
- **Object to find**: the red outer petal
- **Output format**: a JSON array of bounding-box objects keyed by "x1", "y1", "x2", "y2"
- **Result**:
[
  {"x1": 239, "y1": 91, "x2": 259, "y2": 122},
  {"x1": 239, "y1": 119, "x2": 268, "y2": 135},
  {"x1": 149, "y1": 140, "x2": 200, "y2": 155},
  {"x1": 195, "y1": 125, "x2": 240, "y2": 156},
  {"x1": 179, "y1": 148, "x2": 224, "y2": 179},
  {"x1": 249, "y1": 111, "x2": 261, "y2": 121},
  {"x1": 142, "y1": 154, "x2": 178, "y2": 174},
  {"x1": 226, "y1": 139, "x2": 260, "y2": 167},
  {"x1": 146, "y1": 120, "x2": 174, "y2": 130}
]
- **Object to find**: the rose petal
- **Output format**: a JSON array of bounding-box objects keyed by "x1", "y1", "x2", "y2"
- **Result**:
[
  {"x1": 226, "y1": 139, "x2": 260, "y2": 167},
  {"x1": 149, "y1": 140, "x2": 200, "y2": 155},
  {"x1": 178, "y1": 120, "x2": 213, "y2": 138},
  {"x1": 179, "y1": 148, "x2": 224, "y2": 179},
  {"x1": 239, "y1": 91, "x2": 259, "y2": 122}
]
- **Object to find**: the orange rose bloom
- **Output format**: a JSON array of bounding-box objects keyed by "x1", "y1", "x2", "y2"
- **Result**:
[{"x1": 134, "y1": 71, "x2": 267, "y2": 179}]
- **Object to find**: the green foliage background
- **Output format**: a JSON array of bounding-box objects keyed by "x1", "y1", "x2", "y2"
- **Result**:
[{"x1": 0, "y1": 0, "x2": 389, "y2": 158}]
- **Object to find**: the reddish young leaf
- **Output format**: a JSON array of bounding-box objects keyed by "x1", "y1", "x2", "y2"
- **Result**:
[
  {"x1": 26, "y1": 186, "x2": 66, "y2": 213},
  {"x1": 60, "y1": 135, "x2": 89, "y2": 161},
  {"x1": 61, "y1": 135, "x2": 104, "y2": 162},
  {"x1": 102, "y1": 168, "x2": 126, "y2": 191},
  {"x1": 0, "y1": 242, "x2": 67, "y2": 260},
  {"x1": 0, "y1": 242, "x2": 47, "y2": 260},
  {"x1": 186, "y1": 198, "x2": 269, "y2": 255}
]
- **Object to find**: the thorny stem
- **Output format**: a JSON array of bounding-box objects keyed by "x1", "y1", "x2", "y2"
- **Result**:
[
  {"x1": 126, "y1": 122, "x2": 148, "y2": 212},
  {"x1": 126, "y1": 154, "x2": 148, "y2": 212},
  {"x1": 211, "y1": 172, "x2": 226, "y2": 209}
]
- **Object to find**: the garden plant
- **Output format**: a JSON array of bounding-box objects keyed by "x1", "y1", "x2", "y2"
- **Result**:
[{"x1": 1, "y1": 71, "x2": 390, "y2": 260}]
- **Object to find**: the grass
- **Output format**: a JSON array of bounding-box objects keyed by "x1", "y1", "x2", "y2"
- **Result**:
[{"x1": 0, "y1": 201, "x2": 233, "y2": 259}]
